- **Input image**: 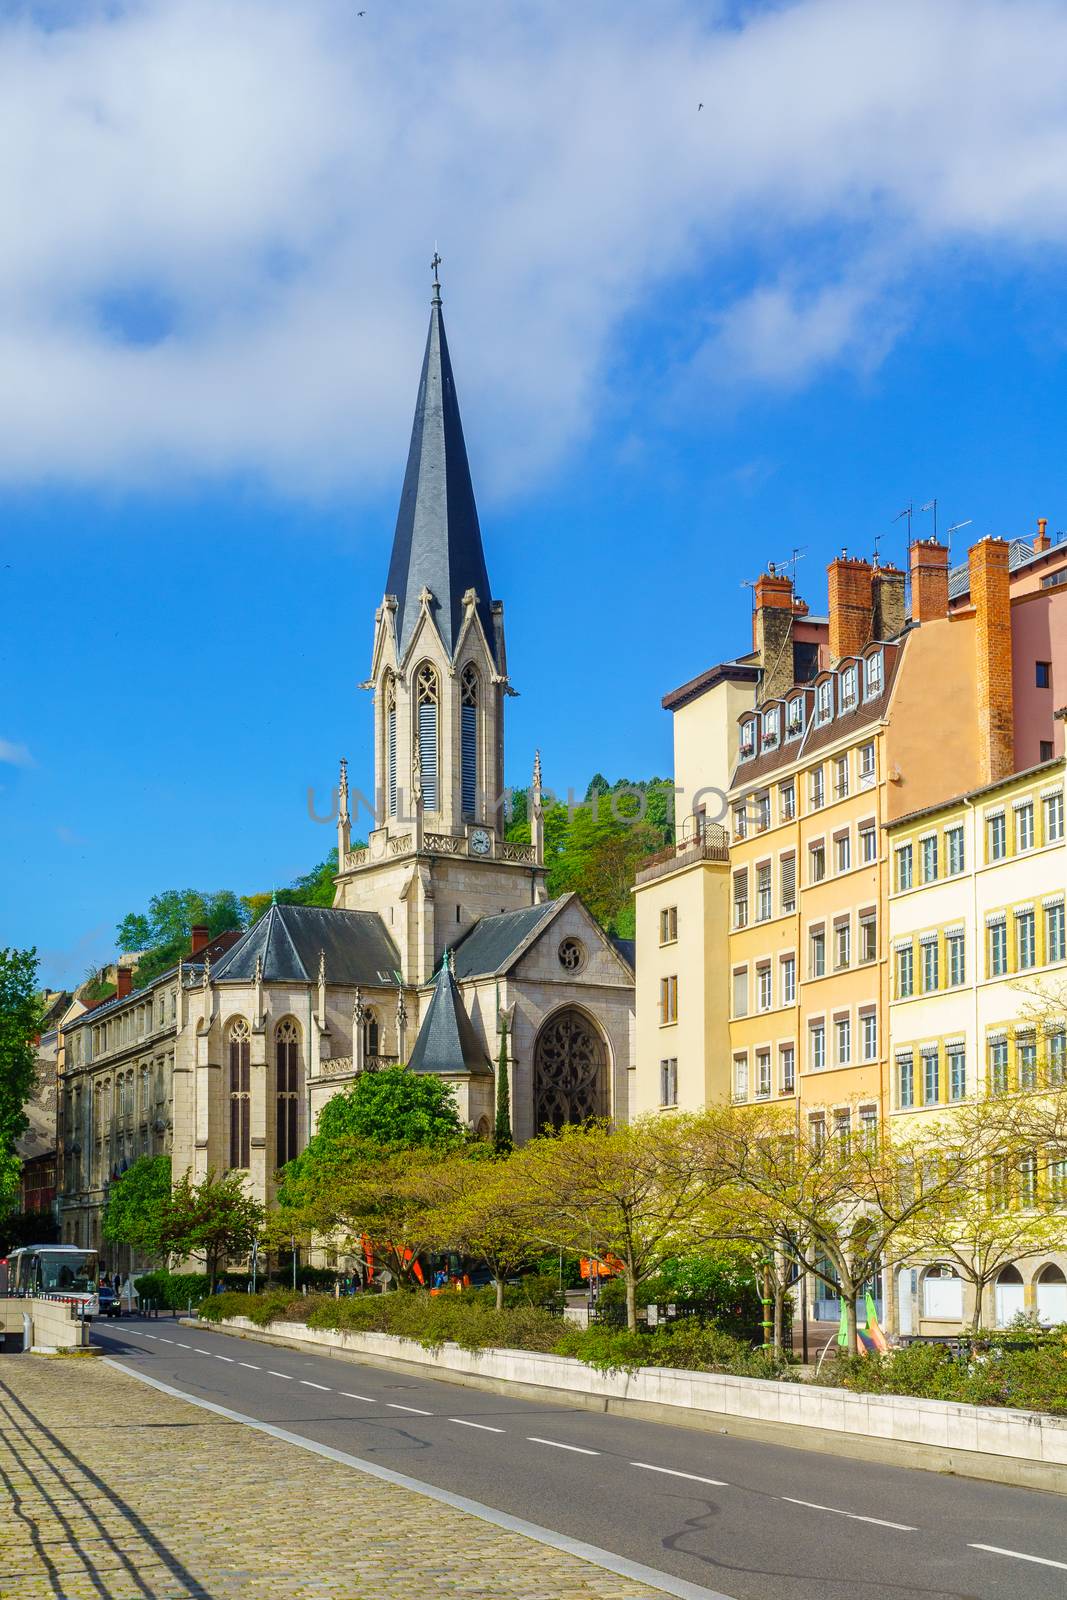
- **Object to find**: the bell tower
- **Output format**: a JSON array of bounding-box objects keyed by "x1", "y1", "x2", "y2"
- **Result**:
[{"x1": 333, "y1": 262, "x2": 546, "y2": 982}]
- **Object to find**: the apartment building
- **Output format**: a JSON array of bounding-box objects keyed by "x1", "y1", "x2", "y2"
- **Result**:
[{"x1": 887, "y1": 757, "x2": 1067, "y2": 1333}]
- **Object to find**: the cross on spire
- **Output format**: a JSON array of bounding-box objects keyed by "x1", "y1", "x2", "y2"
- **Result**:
[{"x1": 431, "y1": 250, "x2": 442, "y2": 303}]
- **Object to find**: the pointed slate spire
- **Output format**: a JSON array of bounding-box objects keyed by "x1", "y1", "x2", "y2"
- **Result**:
[
  {"x1": 385, "y1": 264, "x2": 497, "y2": 664},
  {"x1": 406, "y1": 954, "x2": 492, "y2": 1077}
]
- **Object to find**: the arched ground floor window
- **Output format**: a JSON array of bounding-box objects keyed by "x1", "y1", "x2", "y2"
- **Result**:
[{"x1": 532, "y1": 1009, "x2": 607, "y2": 1132}]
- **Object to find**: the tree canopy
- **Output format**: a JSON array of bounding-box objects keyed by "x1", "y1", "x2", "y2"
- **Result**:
[
  {"x1": 307, "y1": 1066, "x2": 464, "y2": 1155},
  {"x1": 102, "y1": 1155, "x2": 172, "y2": 1258},
  {"x1": 0, "y1": 947, "x2": 42, "y2": 1220}
]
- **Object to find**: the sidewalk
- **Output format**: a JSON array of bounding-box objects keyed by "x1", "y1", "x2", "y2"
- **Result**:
[{"x1": 0, "y1": 1356, "x2": 670, "y2": 1600}]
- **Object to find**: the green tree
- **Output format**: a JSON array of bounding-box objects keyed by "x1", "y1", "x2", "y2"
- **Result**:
[
  {"x1": 159, "y1": 1169, "x2": 263, "y2": 1285},
  {"x1": 102, "y1": 1155, "x2": 172, "y2": 1260},
  {"x1": 421, "y1": 1152, "x2": 535, "y2": 1309},
  {"x1": 0, "y1": 948, "x2": 42, "y2": 1221},
  {"x1": 512, "y1": 1117, "x2": 723, "y2": 1331},
  {"x1": 307, "y1": 1066, "x2": 463, "y2": 1154},
  {"x1": 494, "y1": 1023, "x2": 512, "y2": 1154},
  {"x1": 243, "y1": 848, "x2": 358, "y2": 924},
  {"x1": 116, "y1": 889, "x2": 248, "y2": 986}
]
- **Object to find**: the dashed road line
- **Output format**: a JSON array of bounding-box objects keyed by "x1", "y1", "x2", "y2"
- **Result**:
[
  {"x1": 268, "y1": 1371, "x2": 294, "y2": 1381},
  {"x1": 214, "y1": 1354, "x2": 235, "y2": 1363},
  {"x1": 194, "y1": 1348, "x2": 212, "y2": 1355},
  {"x1": 300, "y1": 1380, "x2": 331, "y2": 1391},
  {"x1": 340, "y1": 1393, "x2": 377, "y2": 1403},
  {"x1": 158, "y1": 1337, "x2": 174, "y2": 1344},
  {"x1": 527, "y1": 1437, "x2": 599, "y2": 1456},
  {"x1": 175, "y1": 1342, "x2": 191, "y2": 1349},
  {"x1": 970, "y1": 1544, "x2": 1067, "y2": 1571},
  {"x1": 780, "y1": 1497, "x2": 916, "y2": 1532},
  {"x1": 632, "y1": 1463, "x2": 727, "y2": 1488},
  {"x1": 450, "y1": 1418, "x2": 505, "y2": 1433},
  {"x1": 239, "y1": 1362, "x2": 261, "y2": 1371},
  {"x1": 387, "y1": 1402, "x2": 432, "y2": 1415}
]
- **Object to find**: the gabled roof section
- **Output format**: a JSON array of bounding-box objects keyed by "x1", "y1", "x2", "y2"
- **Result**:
[
  {"x1": 450, "y1": 899, "x2": 563, "y2": 980},
  {"x1": 385, "y1": 284, "x2": 497, "y2": 665},
  {"x1": 210, "y1": 904, "x2": 401, "y2": 987},
  {"x1": 406, "y1": 957, "x2": 492, "y2": 1077},
  {"x1": 661, "y1": 660, "x2": 759, "y2": 713}
]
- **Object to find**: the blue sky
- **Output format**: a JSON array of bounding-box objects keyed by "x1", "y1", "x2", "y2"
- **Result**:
[{"x1": 4, "y1": 0, "x2": 1067, "y2": 989}]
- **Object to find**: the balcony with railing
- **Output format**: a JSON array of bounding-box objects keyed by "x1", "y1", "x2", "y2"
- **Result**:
[{"x1": 635, "y1": 825, "x2": 730, "y2": 887}]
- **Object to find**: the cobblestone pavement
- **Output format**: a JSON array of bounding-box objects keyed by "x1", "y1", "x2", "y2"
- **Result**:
[{"x1": 0, "y1": 1356, "x2": 671, "y2": 1600}]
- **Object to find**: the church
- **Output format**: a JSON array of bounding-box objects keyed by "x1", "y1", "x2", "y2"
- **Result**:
[{"x1": 169, "y1": 271, "x2": 636, "y2": 1205}]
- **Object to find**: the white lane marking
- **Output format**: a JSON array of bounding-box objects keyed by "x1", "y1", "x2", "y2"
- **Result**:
[
  {"x1": 175, "y1": 1342, "x2": 191, "y2": 1349},
  {"x1": 387, "y1": 1402, "x2": 432, "y2": 1415},
  {"x1": 450, "y1": 1418, "x2": 505, "y2": 1434},
  {"x1": 632, "y1": 1462, "x2": 728, "y2": 1488},
  {"x1": 194, "y1": 1348, "x2": 212, "y2": 1355},
  {"x1": 780, "y1": 1497, "x2": 916, "y2": 1532},
  {"x1": 527, "y1": 1436, "x2": 600, "y2": 1456},
  {"x1": 268, "y1": 1370, "x2": 294, "y2": 1381},
  {"x1": 158, "y1": 1337, "x2": 174, "y2": 1344},
  {"x1": 239, "y1": 1362, "x2": 261, "y2": 1371},
  {"x1": 213, "y1": 1354, "x2": 235, "y2": 1363},
  {"x1": 970, "y1": 1544, "x2": 1067, "y2": 1572},
  {"x1": 106, "y1": 1361, "x2": 732, "y2": 1600},
  {"x1": 140, "y1": 1333, "x2": 157, "y2": 1340},
  {"x1": 340, "y1": 1393, "x2": 377, "y2": 1403},
  {"x1": 300, "y1": 1380, "x2": 331, "y2": 1391}
]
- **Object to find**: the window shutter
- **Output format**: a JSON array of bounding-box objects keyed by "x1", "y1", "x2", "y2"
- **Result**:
[
  {"x1": 387, "y1": 705, "x2": 397, "y2": 816},
  {"x1": 781, "y1": 853, "x2": 796, "y2": 907},
  {"x1": 461, "y1": 703, "x2": 477, "y2": 815},
  {"x1": 733, "y1": 868, "x2": 748, "y2": 904},
  {"x1": 418, "y1": 700, "x2": 438, "y2": 811},
  {"x1": 732, "y1": 970, "x2": 748, "y2": 1016}
]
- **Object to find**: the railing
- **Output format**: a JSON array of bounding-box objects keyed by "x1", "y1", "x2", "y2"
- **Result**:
[
  {"x1": 318, "y1": 1053, "x2": 399, "y2": 1079},
  {"x1": 635, "y1": 828, "x2": 729, "y2": 886},
  {"x1": 388, "y1": 834, "x2": 412, "y2": 855},
  {"x1": 425, "y1": 833, "x2": 462, "y2": 855},
  {"x1": 498, "y1": 841, "x2": 536, "y2": 864},
  {"x1": 345, "y1": 847, "x2": 369, "y2": 870}
]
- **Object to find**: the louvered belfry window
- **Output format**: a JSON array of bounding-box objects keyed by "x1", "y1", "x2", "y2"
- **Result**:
[
  {"x1": 416, "y1": 663, "x2": 439, "y2": 811},
  {"x1": 461, "y1": 664, "x2": 478, "y2": 816},
  {"x1": 386, "y1": 676, "x2": 397, "y2": 817},
  {"x1": 228, "y1": 1019, "x2": 251, "y2": 1170}
]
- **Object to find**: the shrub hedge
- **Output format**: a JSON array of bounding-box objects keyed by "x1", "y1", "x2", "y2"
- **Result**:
[
  {"x1": 826, "y1": 1334, "x2": 1067, "y2": 1416},
  {"x1": 197, "y1": 1288, "x2": 789, "y2": 1377}
]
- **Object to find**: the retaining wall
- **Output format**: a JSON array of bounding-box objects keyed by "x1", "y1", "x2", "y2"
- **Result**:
[{"x1": 204, "y1": 1314, "x2": 1067, "y2": 1493}]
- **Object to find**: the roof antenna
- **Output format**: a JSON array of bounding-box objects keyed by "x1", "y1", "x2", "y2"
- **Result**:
[{"x1": 920, "y1": 499, "x2": 938, "y2": 541}]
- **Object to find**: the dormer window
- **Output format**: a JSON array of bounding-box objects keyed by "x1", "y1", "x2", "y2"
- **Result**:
[
  {"x1": 864, "y1": 650, "x2": 883, "y2": 699},
  {"x1": 786, "y1": 697, "x2": 805, "y2": 740},
  {"x1": 762, "y1": 707, "x2": 780, "y2": 748},
  {"x1": 739, "y1": 720, "x2": 756, "y2": 760},
  {"x1": 816, "y1": 680, "x2": 832, "y2": 725},
  {"x1": 840, "y1": 665, "x2": 858, "y2": 712}
]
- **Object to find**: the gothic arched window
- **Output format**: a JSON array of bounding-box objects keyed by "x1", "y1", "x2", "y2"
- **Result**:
[
  {"x1": 275, "y1": 1019, "x2": 300, "y2": 1169},
  {"x1": 533, "y1": 1009, "x2": 608, "y2": 1132},
  {"x1": 461, "y1": 664, "x2": 478, "y2": 817},
  {"x1": 416, "y1": 663, "x2": 439, "y2": 812},
  {"x1": 384, "y1": 674, "x2": 397, "y2": 818},
  {"x1": 364, "y1": 1008, "x2": 380, "y2": 1060},
  {"x1": 228, "y1": 1019, "x2": 251, "y2": 1170}
]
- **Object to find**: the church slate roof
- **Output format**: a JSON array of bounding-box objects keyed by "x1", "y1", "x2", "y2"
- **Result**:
[
  {"x1": 385, "y1": 286, "x2": 498, "y2": 664},
  {"x1": 210, "y1": 903, "x2": 401, "y2": 987},
  {"x1": 406, "y1": 957, "x2": 492, "y2": 1077},
  {"x1": 449, "y1": 899, "x2": 563, "y2": 980}
]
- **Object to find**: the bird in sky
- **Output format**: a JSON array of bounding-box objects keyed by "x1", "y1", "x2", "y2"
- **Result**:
[{"x1": 698, "y1": 102, "x2": 703, "y2": 110}]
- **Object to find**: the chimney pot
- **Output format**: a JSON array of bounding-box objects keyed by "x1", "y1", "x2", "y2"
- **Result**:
[
  {"x1": 827, "y1": 554, "x2": 875, "y2": 662},
  {"x1": 753, "y1": 568, "x2": 796, "y2": 702},
  {"x1": 190, "y1": 925, "x2": 210, "y2": 956},
  {"x1": 116, "y1": 966, "x2": 133, "y2": 1000},
  {"x1": 969, "y1": 536, "x2": 1014, "y2": 784},
  {"x1": 1034, "y1": 517, "x2": 1051, "y2": 553}
]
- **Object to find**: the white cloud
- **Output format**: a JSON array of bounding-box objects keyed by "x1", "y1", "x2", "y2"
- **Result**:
[
  {"x1": 0, "y1": 739, "x2": 34, "y2": 768},
  {"x1": 2, "y1": 0, "x2": 1067, "y2": 491}
]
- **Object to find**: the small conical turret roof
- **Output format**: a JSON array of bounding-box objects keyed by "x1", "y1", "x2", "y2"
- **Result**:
[
  {"x1": 385, "y1": 272, "x2": 497, "y2": 664},
  {"x1": 406, "y1": 953, "x2": 492, "y2": 1077}
]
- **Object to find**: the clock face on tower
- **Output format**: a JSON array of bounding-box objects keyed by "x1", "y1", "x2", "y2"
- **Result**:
[{"x1": 469, "y1": 828, "x2": 492, "y2": 857}]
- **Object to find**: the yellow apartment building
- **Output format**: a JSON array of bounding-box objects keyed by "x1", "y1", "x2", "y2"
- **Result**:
[{"x1": 887, "y1": 756, "x2": 1067, "y2": 1334}]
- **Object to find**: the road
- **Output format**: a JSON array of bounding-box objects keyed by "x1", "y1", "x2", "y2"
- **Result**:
[{"x1": 95, "y1": 1316, "x2": 1066, "y2": 1600}]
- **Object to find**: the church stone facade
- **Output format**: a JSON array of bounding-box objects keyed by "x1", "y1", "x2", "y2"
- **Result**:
[{"x1": 159, "y1": 276, "x2": 636, "y2": 1208}]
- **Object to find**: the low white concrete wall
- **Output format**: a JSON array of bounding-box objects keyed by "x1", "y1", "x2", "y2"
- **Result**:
[
  {"x1": 212, "y1": 1314, "x2": 1067, "y2": 1475},
  {"x1": 0, "y1": 1297, "x2": 89, "y2": 1351}
]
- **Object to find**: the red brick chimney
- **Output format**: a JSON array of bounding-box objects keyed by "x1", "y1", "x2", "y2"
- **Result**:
[
  {"x1": 828, "y1": 554, "x2": 875, "y2": 661},
  {"x1": 908, "y1": 538, "x2": 949, "y2": 623},
  {"x1": 116, "y1": 966, "x2": 133, "y2": 999},
  {"x1": 753, "y1": 566, "x2": 796, "y2": 703},
  {"x1": 190, "y1": 925, "x2": 210, "y2": 955},
  {"x1": 969, "y1": 536, "x2": 1014, "y2": 785},
  {"x1": 1034, "y1": 517, "x2": 1051, "y2": 553}
]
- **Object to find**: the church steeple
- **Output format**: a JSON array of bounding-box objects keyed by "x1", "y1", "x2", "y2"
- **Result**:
[{"x1": 384, "y1": 262, "x2": 498, "y2": 665}]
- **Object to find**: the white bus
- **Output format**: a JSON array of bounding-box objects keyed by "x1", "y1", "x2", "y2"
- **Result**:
[{"x1": 6, "y1": 1244, "x2": 100, "y2": 1317}]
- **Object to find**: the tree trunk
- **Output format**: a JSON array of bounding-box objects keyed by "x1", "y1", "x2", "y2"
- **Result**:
[
  {"x1": 625, "y1": 1273, "x2": 637, "y2": 1333},
  {"x1": 844, "y1": 1291, "x2": 859, "y2": 1356},
  {"x1": 772, "y1": 1277, "x2": 784, "y2": 1356},
  {"x1": 495, "y1": 1276, "x2": 505, "y2": 1312}
]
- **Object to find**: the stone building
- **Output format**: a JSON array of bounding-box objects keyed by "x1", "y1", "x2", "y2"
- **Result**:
[{"x1": 59, "y1": 272, "x2": 635, "y2": 1235}]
